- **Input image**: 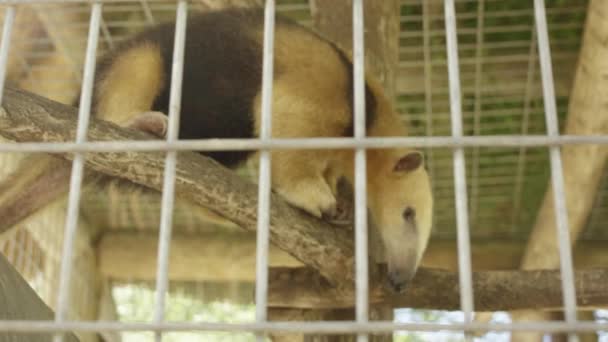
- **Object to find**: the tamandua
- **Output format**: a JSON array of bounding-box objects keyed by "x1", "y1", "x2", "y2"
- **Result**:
[{"x1": 89, "y1": 8, "x2": 433, "y2": 292}]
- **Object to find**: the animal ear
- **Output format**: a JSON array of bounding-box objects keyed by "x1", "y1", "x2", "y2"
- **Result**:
[{"x1": 394, "y1": 151, "x2": 423, "y2": 173}]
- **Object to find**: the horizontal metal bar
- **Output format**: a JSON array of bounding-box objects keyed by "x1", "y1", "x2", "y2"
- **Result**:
[
  {"x1": 0, "y1": 320, "x2": 605, "y2": 334},
  {"x1": 0, "y1": 0, "x2": 170, "y2": 3},
  {"x1": 0, "y1": 135, "x2": 607, "y2": 153},
  {"x1": 400, "y1": 22, "x2": 581, "y2": 38},
  {"x1": 400, "y1": 6, "x2": 585, "y2": 23}
]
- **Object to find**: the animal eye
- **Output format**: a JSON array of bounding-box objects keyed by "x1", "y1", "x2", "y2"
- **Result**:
[{"x1": 403, "y1": 207, "x2": 416, "y2": 222}]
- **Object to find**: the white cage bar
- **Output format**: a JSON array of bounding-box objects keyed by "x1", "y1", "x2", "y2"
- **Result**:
[
  {"x1": 151, "y1": 2, "x2": 187, "y2": 342},
  {"x1": 53, "y1": 4, "x2": 102, "y2": 342},
  {"x1": 352, "y1": 0, "x2": 369, "y2": 341},
  {"x1": 254, "y1": 0, "x2": 275, "y2": 341},
  {"x1": 444, "y1": 0, "x2": 474, "y2": 323},
  {"x1": 0, "y1": 5, "x2": 14, "y2": 103},
  {"x1": 533, "y1": 0, "x2": 578, "y2": 340},
  {"x1": 0, "y1": 0, "x2": 605, "y2": 340}
]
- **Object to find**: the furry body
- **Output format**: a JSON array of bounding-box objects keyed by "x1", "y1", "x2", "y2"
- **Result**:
[{"x1": 89, "y1": 8, "x2": 433, "y2": 292}]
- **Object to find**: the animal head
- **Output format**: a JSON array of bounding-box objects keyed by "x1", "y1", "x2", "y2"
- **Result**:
[{"x1": 367, "y1": 149, "x2": 433, "y2": 293}]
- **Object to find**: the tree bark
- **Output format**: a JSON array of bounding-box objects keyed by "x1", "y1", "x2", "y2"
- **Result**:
[
  {"x1": 265, "y1": 266, "x2": 608, "y2": 311},
  {"x1": 509, "y1": 1, "x2": 608, "y2": 340}
]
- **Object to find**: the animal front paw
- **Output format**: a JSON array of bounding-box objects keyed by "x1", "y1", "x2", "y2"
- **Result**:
[
  {"x1": 276, "y1": 178, "x2": 337, "y2": 219},
  {"x1": 326, "y1": 199, "x2": 353, "y2": 226},
  {"x1": 125, "y1": 111, "x2": 168, "y2": 138}
]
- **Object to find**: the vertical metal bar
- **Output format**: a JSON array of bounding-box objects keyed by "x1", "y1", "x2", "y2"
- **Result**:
[
  {"x1": 511, "y1": 29, "x2": 537, "y2": 232},
  {"x1": 152, "y1": 2, "x2": 187, "y2": 342},
  {"x1": 26, "y1": 229, "x2": 36, "y2": 281},
  {"x1": 444, "y1": 0, "x2": 474, "y2": 325},
  {"x1": 255, "y1": 1, "x2": 275, "y2": 341},
  {"x1": 140, "y1": 0, "x2": 156, "y2": 24},
  {"x1": 353, "y1": 0, "x2": 368, "y2": 341},
  {"x1": 0, "y1": 6, "x2": 16, "y2": 103},
  {"x1": 100, "y1": 17, "x2": 114, "y2": 50},
  {"x1": 422, "y1": 0, "x2": 436, "y2": 188},
  {"x1": 16, "y1": 229, "x2": 25, "y2": 270},
  {"x1": 533, "y1": 0, "x2": 578, "y2": 338},
  {"x1": 53, "y1": 3, "x2": 102, "y2": 342},
  {"x1": 469, "y1": 0, "x2": 484, "y2": 227}
]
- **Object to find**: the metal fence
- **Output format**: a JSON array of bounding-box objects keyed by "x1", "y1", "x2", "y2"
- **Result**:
[{"x1": 0, "y1": 0, "x2": 606, "y2": 341}]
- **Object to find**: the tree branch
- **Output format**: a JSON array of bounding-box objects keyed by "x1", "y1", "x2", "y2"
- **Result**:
[{"x1": 267, "y1": 267, "x2": 608, "y2": 311}]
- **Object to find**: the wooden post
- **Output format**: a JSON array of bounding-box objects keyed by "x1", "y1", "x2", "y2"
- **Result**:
[
  {"x1": 17, "y1": 199, "x2": 103, "y2": 342},
  {"x1": 0, "y1": 252, "x2": 80, "y2": 342},
  {"x1": 508, "y1": 1, "x2": 608, "y2": 341}
]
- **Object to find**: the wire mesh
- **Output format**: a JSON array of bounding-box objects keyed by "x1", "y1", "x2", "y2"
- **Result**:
[{"x1": 0, "y1": 0, "x2": 606, "y2": 341}]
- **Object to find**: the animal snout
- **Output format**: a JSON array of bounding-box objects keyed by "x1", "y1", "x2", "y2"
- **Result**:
[{"x1": 387, "y1": 269, "x2": 414, "y2": 294}]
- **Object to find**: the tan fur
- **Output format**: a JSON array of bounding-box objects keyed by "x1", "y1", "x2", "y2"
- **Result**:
[
  {"x1": 95, "y1": 43, "x2": 165, "y2": 124},
  {"x1": 251, "y1": 26, "x2": 433, "y2": 283},
  {"x1": 248, "y1": 26, "x2": 354, "y2": 216}
]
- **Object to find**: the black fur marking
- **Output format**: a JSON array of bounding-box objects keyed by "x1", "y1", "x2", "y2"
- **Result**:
[
  {"x1": 94, "y1": 10, "x2": 267, "y2": 167},
  {"x1": 90, "y1": 8, "x2": 377, "y2": 167}
]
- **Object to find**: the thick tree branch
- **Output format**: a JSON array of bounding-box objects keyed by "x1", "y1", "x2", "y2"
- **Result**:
[
  {"x1": 267, "y1": 267, "x2": 608, "y2": 311},
  {"x1": 0, "y1": 86, "x2": 356, "y2": 288}
]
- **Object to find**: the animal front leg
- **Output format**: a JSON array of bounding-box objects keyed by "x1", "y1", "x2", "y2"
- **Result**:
[{"x1": 271, "y1": 151, "x2": 337, "y2": 219}]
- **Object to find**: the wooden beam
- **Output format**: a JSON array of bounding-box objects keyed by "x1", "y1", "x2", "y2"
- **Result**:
[
  {"x1": 97, "y1": 233, "x2": 608, "y2": 311},
  {"x1": 98, "y1": 232, "x2": 302, "y2": 282},
  {"x1": 0, "y1": 252, "x2": 80, "y2": 342},
  {"x1": 198, "y1": 0, "x2": 262, "y2": 10},
  {"x1": 423, "y1": 239, "x2": 608, "y2": 271},
  {"x1": 98, "y1": 233, "x2": 608, "y2": 282},
  {"x1": 509, "y1": 1, "x2": 608, "y2": 340}
]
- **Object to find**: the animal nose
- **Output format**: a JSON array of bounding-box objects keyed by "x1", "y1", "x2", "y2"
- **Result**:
[{"x1": 387, "y1": 271, "x2": 411, "y2": 294}]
